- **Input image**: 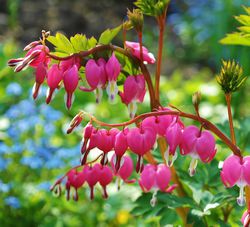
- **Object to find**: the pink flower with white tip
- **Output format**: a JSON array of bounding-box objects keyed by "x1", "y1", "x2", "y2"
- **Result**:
[
  {"x1": 105, "y1": 53, "x2": 121, "y2": 102},
  {"x1": 80, "y1": 58, "x2": 107, "y2": 103},
  {"x1": 139, "y1": 164, "x2": 176, "y2": 206},
  {"x1": 180, "y1": 125, "x2": 217, "y2": 176},
  {"x1": 111, "y1": 155, "x2": 135, "y2": 188},
  {"x1": 119, "y1": 75, "x2": 146, "y2": 118},
  {"x1": 165, "y1": 120, "x2": 183, "y2": 166},
  {"x1": 221, "y1": 155, "x2": 250, "y2": 206},
  {"x1": 63, "y1": 64, "x2": 79, "y2": 109},
  {"x1": 65, "y1": 169, "x2": 86, "y2": 201},
  {"x1": 125, "y1": 41, "x2": 156, "y2": 64},
  {"x1": 127, "y1": 126, "x2": 156, "y2": 173},
  {"x1": 46, "y1": 64, "x2": 63, "y2": 104}
]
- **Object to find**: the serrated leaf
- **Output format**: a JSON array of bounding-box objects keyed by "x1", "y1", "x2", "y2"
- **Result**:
[
  {"x1": 70, "y1": 34, "x2": 88, "y2": 52},
  {"x1": 238, "y1": 26, "x2": 250, "y2": 33},
  {"x1": 220, "y1": 33, "x2": 250, "y2": 46},
  {"x1": 235, "y1": 15, "x2": 250, "y2": 26},
  {"x1": 98, "y1": 25, "x2": 122, "y2": 45},
  {"x1": 87, "y1": 36, "x2": 97, "y2": 49},
  {"x1": 47, "y1": 32, "x2": 74, "y2": 54}
]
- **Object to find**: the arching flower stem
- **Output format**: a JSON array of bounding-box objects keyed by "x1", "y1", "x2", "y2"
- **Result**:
[{"x1": 78, "y1": 109, "x2": 241, "y2": 157}]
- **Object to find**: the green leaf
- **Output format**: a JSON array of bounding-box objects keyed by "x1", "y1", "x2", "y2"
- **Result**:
[
  {"x1": 87, "y1": 36, "x2": 97, "y2": 49},
  {"x1": 235, "y1": 15, "x2": 250, "y2": 26},
  {"x1": 220, "y1": 33, "x2": 250, "y2": 46},
  {"x1": 220, "y1": 6, "x2": 250, "y2": 46},
  {"x1": 70, "y1": 34, "x2": 88, "y2": 52},
  {"x1": 98, "y1": 25, "x2": 122, "y2": 45},
  {"x1": 47, "y1": 32, "x2": 74, "y2": 54}
]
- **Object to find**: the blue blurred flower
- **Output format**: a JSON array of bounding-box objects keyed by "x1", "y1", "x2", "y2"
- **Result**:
[
  {"x1": 4, "y1": 196, "x2": 20, "y2": 208},
  {"x1": 0, "y1": 180, "x2": 11, "y2": 193},
  {"x1": 39, "y1": 104, "x2": 62, "y2": 121},
  {"x1": 37, "y1": 181, "x2": 51, "y2": 191},
  {"x1": 20, "y1": 156, "x2": 43, "y2": 169},
  {"x1": 0, "y1": 143, "x2": 10, "y2": 154},
  {"x1": 6, "y1": 83, "x2": 22, "y2": 96}
]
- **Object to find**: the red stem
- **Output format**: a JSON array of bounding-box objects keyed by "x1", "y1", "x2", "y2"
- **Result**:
[{"x1": 86, "y1": 109, "x2": 241, "y2": 157}]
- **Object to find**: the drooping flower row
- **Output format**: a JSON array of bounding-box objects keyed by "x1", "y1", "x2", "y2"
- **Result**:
[
  {"x1": 52, "y1": 155, "x2": 176, "y2": 202},
  {"x1": 8, "y1": 40, "x2": 155, "y2": 117}
]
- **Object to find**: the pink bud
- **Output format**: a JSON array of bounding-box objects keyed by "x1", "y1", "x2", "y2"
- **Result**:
[
  {"x1": 46, "y1": 64, "x2": 63, "y2": 104},
  {"x1": 23, "y1": 41, "x2": 40, "y2": 51},
  {"x1": 25, "y1": 45, "x2": 50, "y2": 67},
  {"x1": 32, "y1": 62, "x2": 47, "y2": 99},
  {"x1": 125, "y1": 41, "x2": 156, "y2": 64},
  {"x1": 63, "y1": 64, "x2": 79, "y2": 109}
]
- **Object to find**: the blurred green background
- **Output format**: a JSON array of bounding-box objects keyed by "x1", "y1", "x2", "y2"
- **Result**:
[{"x1": 0, "y1": 0, "x2": 250, "y2": 226}]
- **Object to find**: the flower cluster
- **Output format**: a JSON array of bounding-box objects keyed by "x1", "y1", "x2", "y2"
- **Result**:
[
  {"x1": 8, "y1": 40, "x2": 151, "y2": 117},
  {"x1": 50, "y1": 105, "x2": 222, "y2": 204}
]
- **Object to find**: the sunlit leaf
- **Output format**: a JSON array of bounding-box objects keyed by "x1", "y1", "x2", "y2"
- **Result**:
[{"x1": 98, "y1": 25, "x2": 122, "y2": 45}]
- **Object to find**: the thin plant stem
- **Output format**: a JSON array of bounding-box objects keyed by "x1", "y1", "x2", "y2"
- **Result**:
[{"x1": 225, "y1": 93, "x2": 236, "y2": 145}]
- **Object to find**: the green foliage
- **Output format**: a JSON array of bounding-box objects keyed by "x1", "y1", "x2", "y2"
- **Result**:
[
  {"x1": 134, "y1": 0, "x2": 170, "y2": 17},
  {"x1": 216, "y1": 60, "x2": 247, "y2": 94},
  {"x1": 98, "y1": 25, "x2": 122, "y2": 45},
  {"x1": 47, "y1": 33, "x2": 97, "y2": 56},
  {"x1": 220, "y1": 6, "x2": 250, "y2": 46}
]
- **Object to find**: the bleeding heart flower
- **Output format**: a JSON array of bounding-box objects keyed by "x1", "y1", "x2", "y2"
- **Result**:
[
  {"x1": 165, "y1": 120, "x2": 183, "y2": 166},
  {"x1": 111, "y1": 155, "x2": 135, "y2": 187},
  {"x1": 60, "y1": 57, "x2": 81, "y2": 72},
  {"x1": 63, "y1": 64, "x2": 79, "y2": 109},
  {"x1": 127, "y1": 126, "x2": 156, "y2": 173},
  {"x1": 65, "y1": 169, "x2": 86, "y2": 201},
  {"x1": 96, "y1": 128, "x2": 119, "y2": 165},
  {"x1": 80, "y1": 58, "x2": 107, "y2": 103},
  {"x1": 180, "y1": 125, "x2": 216, "y2": 176},
  {"x1": 119, "y1": 75, "x2": 146, "y2": 118},
  {"x1": 46, "y1": 64, "x2": 63, "y2": 104},
  {"x1": 105, "y1": 53, "x2": 121, "y2": 102},
  {"x1": 139, "y1": 164, "x2": 176, "y2": 207},
  {"x1": 221, "y1": 155, "x2": 250, "y2": 206},
  {"x1": 125, "y1": 41, "x2": 155, "y2": 64},
  {"x1": 84, "y1": 164, "x2": 101, "y2": 200},
  {"x1": 113, "y1": 128, "x2": 129, "y2": 171},
  {"x1": 98, "y1": 165, "x2": 113, "y2": 198}
]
